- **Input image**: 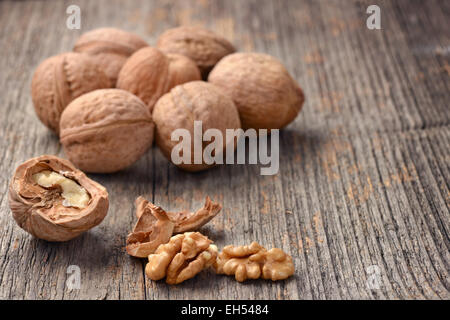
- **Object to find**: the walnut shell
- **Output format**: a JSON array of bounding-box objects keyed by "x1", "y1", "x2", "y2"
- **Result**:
[
  {"x1": 126, "y1": 197, "x2": 175, "y2": 258},
  {"x1": 157, "y1": 26, "x2": 236, "y2": 78},
  {"x1": 73, "y1": 28, "x2": 148, "y2": 86},
  {"x1": 166, "y1": 53, "x2": 202, "y2": 91},
  {"x1": 152, "y1": 81, "x2": 241, "y2": 172},
  {"x1": 8, "y1": 155, "x2": 109, "y2": 241},
  {"x1": 31, "y1": 52, "x2": 111, "y2": 134},
  {"x1": 59, "y1": 89, "x2": 154, "y2": 173},
  {"x1": 116, "y1": 47, "x2": 170, "y2": 113},
  {"x1": 127, "y1": 195, "x2": 222, "y2": 257},
  {"x1": 208, "y1": 52, "x2": 305, "y2": 130}
]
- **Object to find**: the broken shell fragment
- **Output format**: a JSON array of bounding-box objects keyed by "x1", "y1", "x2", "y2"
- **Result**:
[
  {"x1": 127, "y1": 196, "x2": 222, "y2": 258},
  {"x1": 165, "y1": 196, "x2": 222, "y2": 233},
  {"x1": 126, "y1": 197, "x2": 175, "y2": 258},
  {"x1": 8, "y1": 155, "x2": 109, "y2": 241}
]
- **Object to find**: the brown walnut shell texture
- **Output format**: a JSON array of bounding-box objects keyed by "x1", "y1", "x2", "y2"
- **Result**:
[
  {"x1": 59, "y1": 89, "x2": 154, "y2": 173},
  {"x1": 126, "y1": 197, "x2": 175, "y2": 258},
  {"x1": 73, "y1": 28, "x2": 149, "y2": 86},
  {"x1": 126, "y1": 196, "x2": 222, "y2": 258},
  {"x1": 157, "y1": 26, "x2": 236, "y2": 78},
  {"x1": 152, "y1": 81, "x2": 241, "y2": 172},
  {"x1": 8, "y1": 155, "x2": 109, "y2": 241},
  {"x1": 116, "y1": 47, "x2": 170, "y2": 113},
  {"x1": 166, "y1": 53, "x2": 202, "y2": 91},
  {"x1": 208, "y1": 52, "x2": 305, "y2": 130},
  {"x1": 31, "y1": 52, "x2": 110, "y2": 133}
]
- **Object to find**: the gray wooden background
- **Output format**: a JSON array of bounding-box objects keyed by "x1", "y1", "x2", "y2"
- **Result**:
[{"x1": 0, "y1": 0, "x2": 448, "y2": 300}]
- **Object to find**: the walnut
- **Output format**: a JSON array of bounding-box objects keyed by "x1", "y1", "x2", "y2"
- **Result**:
[
  {"x1": 208, "y1": 52, "x2": 305, "y2": 130},
  {"x1": 126, "y1": 196, "x2": 221, "y2": 258},
  {"x1": 152, "y1": 81, "x2": 241, "y2": 171},
  {"x1": 73, "y1": 28, "x2": 148, "y2": 86},
  {"x1": 8, "y1": 155, "x2": 109, "y2": 241},
  {"x1": 215, "y1": 242, "x2": 295, "y2": 282},
  {"x1": 157, "y1": 26, "x2": 236, "y2": 78},
  {"x1": 166, "y1": 53, "x2": 202, "y2": 91},
  {"x1": 126, "y1": 197, "x2": 174, "y2": 258},
  {"x1": 31, "y1": 52, "x2": 110, "y2": 134},
  {"x1": 117, "y1": 47, "x2": 170, "y2": 112},
  {"x1": 59, "y1": 89, "x2": 155, "y2": 173},
  {"x1": 145, "y1": 232, "x2": 218, "y2": 284}
]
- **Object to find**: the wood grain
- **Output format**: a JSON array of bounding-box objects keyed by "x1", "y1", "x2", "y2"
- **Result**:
[{"x1": 0, "y1": 0, "x2": 448, "y2": 299}]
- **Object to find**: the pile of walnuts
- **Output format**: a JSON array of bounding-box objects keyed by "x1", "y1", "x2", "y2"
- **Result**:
[
  {"x1": 30, "y1": 26, "x2": 305, "y2": 173},
  {"x1": 8, "y1": 26, "x2": 299, "y2": 284}
]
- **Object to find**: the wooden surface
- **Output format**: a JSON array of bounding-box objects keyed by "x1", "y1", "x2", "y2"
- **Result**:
[{"x1": 0, "y1": 0, "x2": 449, "y2": 300}]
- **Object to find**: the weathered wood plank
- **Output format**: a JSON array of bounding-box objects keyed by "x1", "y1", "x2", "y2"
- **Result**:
[{"x1": 0, "y1": 0, "x2": 448, "y2": 299}]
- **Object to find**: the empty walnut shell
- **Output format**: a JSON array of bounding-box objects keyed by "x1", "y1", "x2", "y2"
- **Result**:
[
  {"x1": 166, "y1": 53, "x2": 202, "y2": 91},
  {"x1": 208, "y1": 52, "x2": 305, "y2": 130},
  {"x1": 127, "y1": 196, "x2": 222, "y2": 258},
  {"x1": 8, "y1": 155, "x2": 109, "y2": 241},
  {"x1": 152, "y1": 81, "x2": 241, "y2": 171},
  {"x1": 31, "y1": 52, "x2": 111, "y2": 133},
  {"x1": 59, "y1": 89, "x2": 154, "y2": 173},
  {"x1": 73, "y1": 28, "x2": 148, "y2": 86},
  {"x1": 126, "y1": 197, "x2": 174, "y2": 258},
  {"x1": 165, "y1": 196, "x2": 222, "y2": 233},
  {"x1": 157, "y1": 26, "x2": 236, "y2": 78},
  {"x1": 116, "y1": 47, "x2": 170, "y2": 113}
]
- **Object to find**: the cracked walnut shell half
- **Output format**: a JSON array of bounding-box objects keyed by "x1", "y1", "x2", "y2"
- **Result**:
[
  {"x1": 126, "y1": 197, "x2": 175, "y2": 258},
  {"x1": 145, "y1": 232, "x2": 218, "y2": 285},
  {"x1": 215, "y1": 242, "x2": 295, "y2": 282},
  {"x1": 8, "y1": 155, "x2": 109, "y2": 241},
  {"x1": 31, "y1": 52, "x2": 111, "y2": 134},
  {"x1": 59, "y1": 89, "x2": 154, "y2": 173},
  {"x1": 126, "y1": 196, "x2": 221, "y2": 258}
]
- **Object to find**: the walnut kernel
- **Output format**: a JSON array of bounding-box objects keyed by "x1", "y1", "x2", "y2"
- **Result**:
[
  {"x1": 145, "y1": 232, "x2": 218, "y2": 284},
  {"x1": 215, "y1": 242, "x2": 295, "y2": 282}
]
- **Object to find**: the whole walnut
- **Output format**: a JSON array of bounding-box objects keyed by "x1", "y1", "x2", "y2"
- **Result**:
[
  {"x1": 117, "y1": 47, "x2": 200, "y2": 113},
  {"x1": 59, "y1": 89, "x2": 154, "y2": 173},
  {"x1": 31, "y1": 52, "x2": 110, "y2": 134},
  {"x1": 73, "y1": 28, "x2": 148, "y2": 86},
  {"x1": 208, "y1": 52, "x2": 305, "y2": 130},
  {"x1": 166, "y1": 53, "x2": 201, "y2": 90},
  {"x1": 157, "y1": 26, "x2": 236, "y2": 78},
  {"x1": 152, "y1": 81, "x2": 241, "y2": 172},
  {"x1": 117, "y1": 47, "x2": 169, "y2": 111},
  {"x1": 8, "y1": 155, "x2": 109, "y2": 241}
]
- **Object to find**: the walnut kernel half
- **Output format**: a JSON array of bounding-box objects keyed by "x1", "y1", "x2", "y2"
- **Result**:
[
  {"x1": 145, "y1": 232, "x2": 218, "y2": 284},
  {"x1": 215, "y1": 242, "x2": 295, "y2": 282}
]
